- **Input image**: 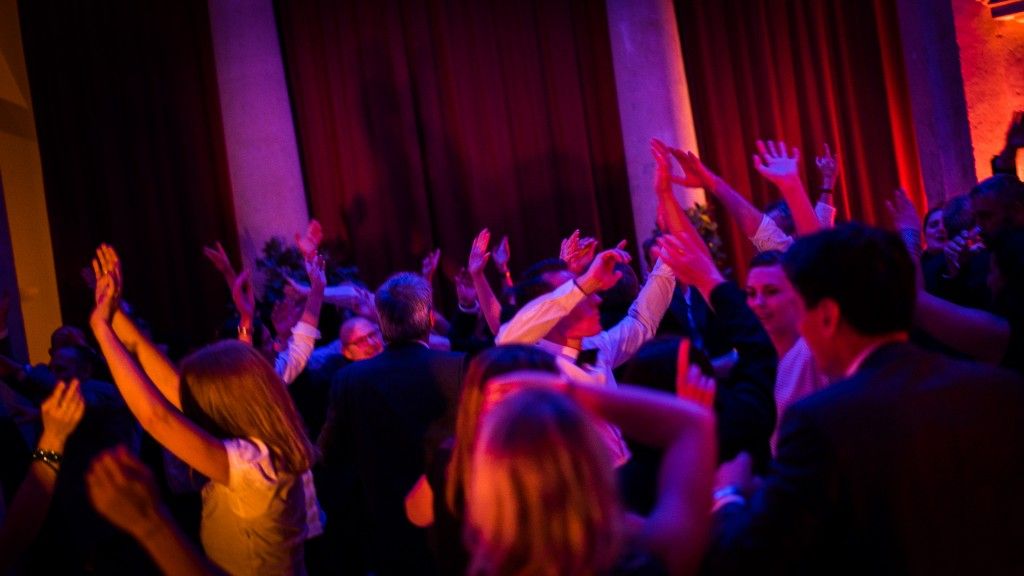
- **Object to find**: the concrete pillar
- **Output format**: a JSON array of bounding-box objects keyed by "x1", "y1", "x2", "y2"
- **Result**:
[
  {"x1": 207, "y1": 0, "x2": 309, "y2": 267},
  {"x1": 606, "y1": 0, "x2": 704, "y2": 255},
  {"x1": 893, "y1": 0, "x2": 978, "y2": 207}
]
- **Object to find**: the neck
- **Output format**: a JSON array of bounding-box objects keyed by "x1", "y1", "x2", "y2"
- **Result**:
[
  {"x1": 768, "y1": 328, "x2": 800, "y2": 357},
  {"x1": 832, "y1": 331, "x2": 908, "y2": 377},
  {"x1": 545, "y1": 326, "x2": 582, "y2": 350}
]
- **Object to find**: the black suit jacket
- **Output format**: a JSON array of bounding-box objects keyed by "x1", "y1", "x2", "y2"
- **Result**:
[
  {"x1": 708, "y1": 342, "x2": 1024, "y2": 576},
  {"x1": 318, "y1": 341, "x2": 465, "y2": 576}
]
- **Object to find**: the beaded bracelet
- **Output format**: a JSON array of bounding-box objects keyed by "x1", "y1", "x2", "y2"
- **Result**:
[{"x1": 31, "y1": 448, "x2": 62, "y2": 473}]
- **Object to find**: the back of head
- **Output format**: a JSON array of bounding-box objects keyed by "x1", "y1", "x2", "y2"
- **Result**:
[
  {"x1": 783, "y1": 223, "x2": 915, "y2": 335},
  {"x1": 970, "y1": 174, "x2": 1024, "y2": 205},
  {"x1": 179, "y1": 340, "x2": 314, "y2": 474},
  {"x1": 748, "y1": 249, "x2": 785, "y2": 271},
  {"x1": 512, "y1": 259, "x2": 570, "y2": 313},
  {"x1": 448, "y1": 345, "x2": 559, "y2": 515},
  {"x1": 375, "y1": 272, "x2": 433, "y2": 344},
  {"x1": 765, "y1": 200, "x2": 795, "y2": 236},
  {"x1": 466, "y1": 388, "x2": 621, "y2": 576}
]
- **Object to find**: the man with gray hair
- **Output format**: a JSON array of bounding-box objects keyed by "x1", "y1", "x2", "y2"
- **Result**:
[{"x1": 318, "y1": 272, "x2": 466, "y2": 575}]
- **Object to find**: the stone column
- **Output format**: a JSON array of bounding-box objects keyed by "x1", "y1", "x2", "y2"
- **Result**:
[
  {"x1": 207, "y1": 0, "x2": 309, "y2": 267},
  {"x1": 894, "y1": 0, "x2": 978, "y2": 207},
  {"x1": 606, "y1": 0, "x2": 704, "y2": 257}
]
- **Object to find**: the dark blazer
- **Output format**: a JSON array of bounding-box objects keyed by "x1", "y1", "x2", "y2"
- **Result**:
[
  {"x1": 707, "y1": 342, "x2": 1024, "y2": 576},
  {"x1": 318, "y1": 341, "x2": 466, "y2": 576}
]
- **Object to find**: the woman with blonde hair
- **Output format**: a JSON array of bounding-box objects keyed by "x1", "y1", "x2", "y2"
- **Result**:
[
  {"x1": 89, "y1": 245, "x2": 320, "y2": 575},
  {"x1": 465, "y1": 366, "x2": 715, "y2": 576}
]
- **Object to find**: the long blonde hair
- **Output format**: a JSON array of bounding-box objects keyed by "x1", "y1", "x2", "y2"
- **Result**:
[
  {"x1": 466, "y1": 388, "x2": 623, "y2": 576},
  {"x1": 180, "y1": 340, "x2": 314, "y2": 474},
  {"x1": 447, "y1": 345, "x2": 559, "y2": 517}
]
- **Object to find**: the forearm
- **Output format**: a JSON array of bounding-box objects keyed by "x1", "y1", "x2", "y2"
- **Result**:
[
  {"x1": 275, "y1": 322, "x2": 319, "y2": 385},
  {"x1": 112, "y1": 310, "x2": 181, "y2": 408},
  {"x1": 776, "y1": 180, "x2": 820, "y2": 236},
  {"x1": 570, "y1": 382, "x2": 707, "y2": 448},
  {"x1": 656, "y1": 189, "x2": 691, "y2": 237},
  {"x1": 915, "y1": 291, "x2": 1010, "y2": 363},
  {"x1": 709, "y1": 177, "x2": 765, "y2": 237},
  {"x1": 495, "y1": 280, "x2": 583, "y2": 344},
  {"x1": 470, "y1": 272, "x2": 503, "y2": 335},
  {"x1": 0, "y1": 460, "x2": 59, "y2": 570},
  {"x1": 92, "y1": 319, "x2": 179, "y2": 430}
]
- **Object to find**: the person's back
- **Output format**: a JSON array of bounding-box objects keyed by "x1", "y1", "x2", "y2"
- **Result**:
[
  {"x1": 709, "y1": 223, "x2": 1024, "y2": 576},
  {"x1": 740, "y1": 343, "x2": 1024, "y2": 575},
  {"x1": 318, "y1": 273, "x2": 465, "y2": 575}
]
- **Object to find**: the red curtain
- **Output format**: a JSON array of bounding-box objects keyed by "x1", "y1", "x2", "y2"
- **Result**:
[
  {"x1": 19, "y1": 0, "x2": 238, "y2": 353},
  {"x1": 275, "y1": 0, "x2": 634, "y2": 288},
  {"x1": 675, "y1": 0, "x2": 926, "y2": 279}
]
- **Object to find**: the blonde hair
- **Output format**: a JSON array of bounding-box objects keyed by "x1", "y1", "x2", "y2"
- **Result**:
[
  {"x1": 465, "y1": 388, "x2": 622, "y2": 576},
  {"x1": 446, "y1": 345, "x2": 559, "y2": 518},
  {"x1": 180, "y1": 340, "x2": 314, "y2": 475}
]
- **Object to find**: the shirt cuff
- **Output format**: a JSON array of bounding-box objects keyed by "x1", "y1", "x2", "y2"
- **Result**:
[
  {"x1": 458, "y1": 301, "x2": 480, "y2": 314},
  {"x1": 292, "y1": 321, "x2": 321, "y2": 340}
]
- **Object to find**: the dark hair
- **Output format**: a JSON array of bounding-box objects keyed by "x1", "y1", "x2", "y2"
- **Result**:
[
  {"x1": 765, "y1": 201, "x2": 795, "y2": 236},
  {"x1": 942, "y1": 195, "x2": 974, "y2": 239},
  {"x1": 748, "y1": 249, "x2": 785, "y2": 270},
  {"x1": 783, "y1": 223, "x2": 915, "y2": 335},
  {"x1": 923, "y1": 206, "x2": 943, "y2": 229},
  {"x1": 512, "y1": 258, "x2": 571, "y2": 311},
  {"x1": 969, "y1": 174, "x2": 1024, "y2": 204},
  {"x1": 375, "y1": 272, "x2": 432, "y2": 343}
]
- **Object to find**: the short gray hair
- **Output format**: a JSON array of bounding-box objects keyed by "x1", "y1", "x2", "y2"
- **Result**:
[{"x1": 375, "y1": 272, "x2": 432, "y2": 343}]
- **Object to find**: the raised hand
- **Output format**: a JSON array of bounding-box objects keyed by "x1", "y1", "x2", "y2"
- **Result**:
[
  {"x1": 37, "y1": 378, "x2": 86, "y2": 454},
  {"x1": 87, "y1": 446, "x2": 166, "y2": 538},
  {"x1": 492, "y1": 235, "x2": 511, "y2": 275},
  {"x1": 231, "y1": 269, "x2": 256, "y2": 324},
  {"x1": 576, "y1": 242, "x2": 631, "y2": 295},
  {"x1": 657, "y1": 231, "x2": 724, "y2": 300},
  {"x1": 560, "y1": 230, "x2": 599, "y2": 276},
  {"x1": 91, "y1": 244, "x2": 122, "y2": 325},
  {"x1": 455, "y1": 268, "x2": 478, "y2": 309},
  {"x1": 669, "y1": 148, "x2": 717, "y2": 189},
  {"x1": 353, "y1": 286, "x2": 378, "y2": 321},
  {"x1": 468, "y1": 229, "x2": 491, "y2": 277},
  {"x1": 295, "y1": 219, "x2": 323, "y2": 262},
  {"x1": 421, "y1": 248, "x2": 441, "y2": 283},
  {"x1": 815, "y1": 144, "x2": 840, "y2": 190},
  {"x1": 675, "y1": 339, "x2": 715, "y2": 408},
  {"x1": 202, "y1": 241, "x2": 236, "y2": 285},
  {"x1": 753, "y1": 140, "x2": 801, "y2": 188}
]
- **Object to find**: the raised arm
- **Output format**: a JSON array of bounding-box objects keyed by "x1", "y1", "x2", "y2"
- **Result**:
[
  {"x1": 95, "y1": 245, "x2": 183, "y2": 406},
  {"x1": 202, "y1": 241, "x2": 237, "y2": 288},
  {"x1": 814, "y1": 144, "x2": 839, "y2": 227},
  {"x1": 90, "y1": 245, "x2": 229, "y2": 484},
  {"x1": 0, "y1": 380, "x2": 84, "y2": 571},
  {"x1": 275, "y1": 258, "x2": 325, "y2": 384},
  {"x1": 495, "y1": 247, "x2": 628, "y2": 344},
  {"x1": 753, "y1": 140, "x2": 819, "y2": 236},
  {"x1": 467, "y1": 229, "x2": 503, "y2": 334},
  {"x1": 492, "y1": 235, "x2": 514, "y2": 292}
]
